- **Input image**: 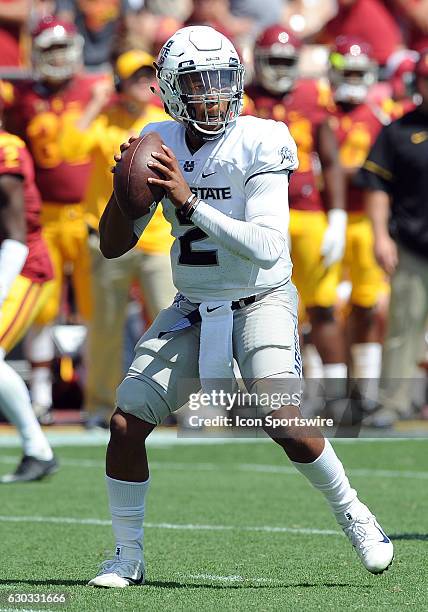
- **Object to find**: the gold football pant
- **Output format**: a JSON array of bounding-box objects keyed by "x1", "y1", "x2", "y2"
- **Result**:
[
  {"x1": 34, "y1": 202, "x2": 92, "y2": 324},
  {"x1": 0, "y1": 275, "x2": 54, "y2": 354}
]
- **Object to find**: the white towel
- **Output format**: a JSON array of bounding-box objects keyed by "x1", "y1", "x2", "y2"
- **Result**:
[{"x1": 198, "y1": 301, "x2": 236, "y2": 396}]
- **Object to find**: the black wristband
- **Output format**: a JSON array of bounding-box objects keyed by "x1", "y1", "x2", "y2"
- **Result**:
[
  {"x1": 180, "y1": 193, "x2": 198, "y2": 217},
  {"x1": 186, "y1": 197, "x2": 200, "y2": 219}
]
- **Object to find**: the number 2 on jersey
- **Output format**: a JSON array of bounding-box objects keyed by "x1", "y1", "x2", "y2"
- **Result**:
[{"x1": 175, "y1": 208, "x2": 218, "y2": 266}]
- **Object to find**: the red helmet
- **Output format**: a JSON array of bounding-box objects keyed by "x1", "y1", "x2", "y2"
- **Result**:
[
  {"x1": 254, "y1": 25, "x2": 302, "y2": 94},
  {"x1": 386, "y1": 49, "x2": 419, "y2": 101},
  {"x1": 32, "y1": 16, "x2": 83, "y2": 81},
  {"x1": 415, "y1": 49, "x2": 428, "y2": 77},
  {"x1": 329, "y1": 36, "x2": 378, "y2": 104}
]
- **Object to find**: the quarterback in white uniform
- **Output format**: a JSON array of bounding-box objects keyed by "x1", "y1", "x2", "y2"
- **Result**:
[
  {"x1": 89, "y1": 26, "x2": 393, "y2": 588},
  {"x1": 135, "y1": 115, "x2": 296, "y2": 302}
]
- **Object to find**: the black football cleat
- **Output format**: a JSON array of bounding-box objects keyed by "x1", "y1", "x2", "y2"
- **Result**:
[{"x1": 0, "y1": 455, "x2": 59, "y2": 483}]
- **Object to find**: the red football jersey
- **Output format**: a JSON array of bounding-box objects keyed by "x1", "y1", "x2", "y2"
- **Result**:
[
  {"x1": 0, "y1": 130, "x2": 53, "y2": 282},
  {"x1": 5, "y1": 75, "x2": 100, "y2": 204},
  {"x1": 247, "y1": 79, "x2": 333, "y2": 211},
  {"x1": 330, "y1": 103, "x2": 389, "y2": 212},
  {"x1": 0, "y1": 0, "x2": 24, "y2": 67}
]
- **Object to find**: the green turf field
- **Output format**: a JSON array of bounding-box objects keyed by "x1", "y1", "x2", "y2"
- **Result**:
[{"x1": 0, "y1": 438, "x2": 426, "y2": 611}]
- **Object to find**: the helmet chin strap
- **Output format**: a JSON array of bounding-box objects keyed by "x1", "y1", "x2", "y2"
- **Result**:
[
  {"x1": 187, "y1": 119, "x2": 225, "y2": 141},
  {"x1": 186, "y1": 104, "x2": 226, "y2": 141}
]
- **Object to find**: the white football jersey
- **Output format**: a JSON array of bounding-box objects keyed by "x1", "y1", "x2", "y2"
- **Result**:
[{"x1": 139, "y1": 115, "x2": 298, "y2": 302}]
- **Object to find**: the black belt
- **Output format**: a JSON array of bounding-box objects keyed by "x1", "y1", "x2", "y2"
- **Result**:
[{"x1": 158, "y1": 293, "x2": 263, "y2": 339}]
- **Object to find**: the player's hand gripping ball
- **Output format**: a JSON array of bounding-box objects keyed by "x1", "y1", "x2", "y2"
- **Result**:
[{"x1": 113, "y1": 132, "x2": 166, "y2": 220}]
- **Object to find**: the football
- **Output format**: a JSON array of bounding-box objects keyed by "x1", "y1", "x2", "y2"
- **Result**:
[{"x1": 113, "y1": 132, "x2": 166, "y2": 220}]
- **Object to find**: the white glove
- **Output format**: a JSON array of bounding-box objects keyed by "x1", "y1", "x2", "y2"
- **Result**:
[{"x1": 320, "y1": 209, "x2": 347, "y2": 267}]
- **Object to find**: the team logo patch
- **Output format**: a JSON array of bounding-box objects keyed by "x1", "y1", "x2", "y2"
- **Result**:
[
  {"x1": 411, "y1": 131, "x2": 428, "y2": 144},
  {"x1": 279, "y1": 145, "x2": 296, "y2": 165},
  {"x1": 173, "y1": 293, "x2": 189, "y2": 309},
  {"x1": 183, "y1": 160, "x2": 195, "y2": 172},
  {"x1": 158, "y1": 39, "x2": 174, "y2": 66}
]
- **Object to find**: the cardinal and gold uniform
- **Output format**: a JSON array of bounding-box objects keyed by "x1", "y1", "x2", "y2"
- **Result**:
[
  {"x1": 0, "y1": 131, "x2": 54, "y2": 353},
  {"x1": 247, "y1": 79, "x2": 339, "y2": 308},
  {"x1": 329, "y1": 101, "x2": 392, "y2": 308},
  {"x1": 60, "y1": 101, "x2": 173, "y2": 255},
  {"x1": 60, "y1": 100, "x2": 175, "y2": 417},
  {"x1": 4, "y1": 75, "x2": 102, "y2": 323}
]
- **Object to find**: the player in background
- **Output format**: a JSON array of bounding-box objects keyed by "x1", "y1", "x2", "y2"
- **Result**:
[
  {"x1": 356, "y1": 50, "x2": 428, "y2": 426},
  {"x1": 0, "y1": 0, "x2": 30, "y2": 68},
  {"x1": 4, "y1": 16, "x2": 100, "y2": 423},
  {"x1": 385, "y1": 49, "x2": 419, "y2": 114},
  {"x1": 88, "y1": 26, "x2": 393, "y2": 587},
  {"x1": 60, "y1": 50, "x2": 175, "y2": 429},
  {"x1": 0, "y1": 98, "x2": 57, "y2": 482},
  {"x1": 326, "y1": 37, "x2": 395, "y2": 405},
  {"x1": 247, "y1": 25, "x2": 348, "y2": 398}
]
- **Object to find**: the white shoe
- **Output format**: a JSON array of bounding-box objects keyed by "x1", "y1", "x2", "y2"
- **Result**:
[
  {"x1": 341, "y1": 503, "x2": 394, "y2": 574},
  {"x1": 88, "y1": 549, "x2": 144, "y2": 588}
]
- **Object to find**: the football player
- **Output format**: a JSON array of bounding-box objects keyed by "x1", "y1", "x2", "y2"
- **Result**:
[
  {"x1": 88, "y1": 26, "x2": 393, "y2": 587},
  {"x1": 326, "y1": 37, "x2": 394, "y2": 400},
  {"x1": 385, "y1": 48, "x2": 419, "y2": 113},
  {"x1": 0, "y1": 97, "x2": 58, "y2": 482},
  {"x1": 60, "y1": 49, "x2": 176, "y2": 429},
  {"x1": 4, "y1": 16, "x2": 100, "y2": 422},
  {"x1": 247, "y1": 25, "x2": 348, "y2": 392}
]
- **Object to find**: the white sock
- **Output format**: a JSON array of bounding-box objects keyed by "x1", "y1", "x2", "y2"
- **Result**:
[
  {"x1": 106, "y1": 475, "x2": 150, "y2": 561},
  {"x1": 323, "y1": 363, "x2": 347, "y2": 399},
  {"x1": 0, "y1": 360, "x2": 53, "y2": 460},
  {"x1": 323, "y1": 363, "x2": 347, "y2": 379},
  {"x1": 302, "y1": 344, "x2": 324, "y2": 378},
  {"x1": 351, "y1": 343, "x2": 382, "y2": 402},
  {"x1": 30, "y1": 366, "x2": 52, "y2": 409},
  {"x1": 351, "y1": 343, "x2": 382, "y2": 378},
  {"x1": 25, "y1": 325, "x2": 54, "y2": 408},
  {"x1": 292, "y1": 439, "x2": 358, "y2": 524}
]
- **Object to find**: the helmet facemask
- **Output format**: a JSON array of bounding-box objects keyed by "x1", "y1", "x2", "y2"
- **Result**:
[
  {"x1": 33, "y1": 30, "x2": 83, "y2": 82},
  {"x1": 158, "y1": 63, "x2": 244, "y2": 140},
  {"x1": 329, "y1": 51, "x2": 378, "y2": 105},
  {"x1": 254, "y1": 49, "x2": 299, "y2": 95},
  {"x1": 155, "y1": 26, "x2": 245, "y2": 141}
]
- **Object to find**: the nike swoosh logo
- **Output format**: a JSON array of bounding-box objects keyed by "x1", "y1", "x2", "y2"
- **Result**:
[
  {"x1": 206, "y1": 305, "x2": 222, "y2": 313},
  {"x1": 202, "y1": 171, "x2": 216, "y2": 178},
  {"x1": 375, "y1": 525, "x2": 390, "y2": 544}
]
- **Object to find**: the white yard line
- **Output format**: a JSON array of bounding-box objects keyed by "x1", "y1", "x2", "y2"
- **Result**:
[
  {"x1": 0, "y1": 609, "x2": 57, "y2": 612},
  {"x1": 0, "y1": 455, "x2": 426, "y2": 479},
  {"x1": 238, "y1": 463, "x2": 428, "y2": 480},
  {"x1": 0, "y1": 429, "x2": 426, "y2": 448},
  {"x1": 0, "y1": 514, "x2": 342, "y2": 537},
  {"x1": 177, "y1": 573, "x2": 279, "y2": 584}
]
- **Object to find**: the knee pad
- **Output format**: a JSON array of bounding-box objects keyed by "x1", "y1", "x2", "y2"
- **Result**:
[
  {"x1": 116, "y1": 375, "x2": 171, "y2": 425},
  {"x1": 246, "y1": 374, "x2": 303, "y2": 418}
]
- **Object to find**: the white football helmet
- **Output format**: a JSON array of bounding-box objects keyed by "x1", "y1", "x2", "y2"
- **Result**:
[{"x1": 155, "y1": 26, "x2": 245, "y2": 140}]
